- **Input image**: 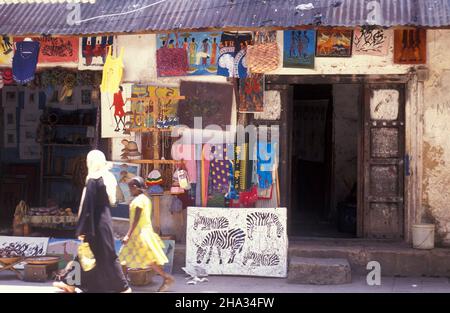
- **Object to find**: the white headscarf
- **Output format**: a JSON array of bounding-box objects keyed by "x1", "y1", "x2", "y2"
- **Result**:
[{"x1": 78, "y1": 150, "x2": 117, "y2": 217}]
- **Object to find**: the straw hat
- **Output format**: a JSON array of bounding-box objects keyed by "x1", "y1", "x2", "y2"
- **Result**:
[{"x1": 125, "y1": 141, "x2": 141, "y2": 157}]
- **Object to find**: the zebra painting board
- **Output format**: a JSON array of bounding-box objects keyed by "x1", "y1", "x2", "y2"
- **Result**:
[{"x1": 186, "y1": 207, "x2": 288, "y2": 278}]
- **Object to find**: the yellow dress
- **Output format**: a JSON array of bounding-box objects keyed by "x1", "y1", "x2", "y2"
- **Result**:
[
  {"x1": 100, "y1": 46, "x2": 124, "y2": 94},
  {"x1": 119, "y1": 194, "x2": 168, "y2": 268}
]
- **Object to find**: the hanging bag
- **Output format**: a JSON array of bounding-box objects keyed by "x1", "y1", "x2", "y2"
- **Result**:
[
  {"x1": 246, "y1": 31, "x2": 280, "y2": 74},
  {"x1": 77, "y1": 238, "x2": 96, "y2": 272}
]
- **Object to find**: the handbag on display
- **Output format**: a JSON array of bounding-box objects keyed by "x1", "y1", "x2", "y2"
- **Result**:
[
  {"x1": 173, "y1": 167, "x2": 191, "y2": 191},
  {"x1": 246, "y1": 31, "x2": 279, "y2": 74}
]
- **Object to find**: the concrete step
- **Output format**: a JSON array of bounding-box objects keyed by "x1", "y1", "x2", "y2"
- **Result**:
[
  {"x1": 287, "y1": 257, "x2": 352, "y2": 285},
  {"x1": 288, "y1": 239, "x2": 450, "y2": 277}
]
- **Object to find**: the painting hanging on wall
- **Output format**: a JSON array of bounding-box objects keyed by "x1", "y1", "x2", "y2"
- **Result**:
[
  {"x1": 79, "y1": 35, "x2": 115, "y2": 70},
  {"x1": 156, "y1": 32, "x2": 222, "y2": 76},
  {"x1": 353, "y1": 27, "x2": 390, "y2": 56},
  {"x1": 186, "y1": 207, "x2": 288, "y2": 277},
  {"x1": 254, "y1": 90, "x2": 281, "y2": 120},
  {"x1": 14, "y1": 37, "x2": 79, "y2": 63},
  {"x1": 239, "y1": 73, "x2": 264, "y2": 113},
  {"x1": 394, "y1": 29, "x2": 426, "y2": 64},
  {"x1": 217, "y1": 32, "x2": 253, "y2": 78},
  {"x1": 129, "y1": 84, "x2": 181, "y2": 129},
  {"x1": 316, "y1": 29, "x2": 353, "y2": 57},
  {"x1": 0, "y1": 35, "x2": 14, "y2": 65},
  {"x1": 108, "y1": 161, "x2": 140, "y2": 204},
  {"x1": 178, "y1": 81, "x2": 234, "y2": 129},
  {"x1": 101, "y1": 83, "x2": 131, "y2": 138},
  {"x1": 283, "y1": 30, "x2": 316, "y2": 68}
]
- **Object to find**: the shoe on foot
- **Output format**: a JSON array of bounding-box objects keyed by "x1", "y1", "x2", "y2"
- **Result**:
[
  {"x1": 157, "y1": 276, "x2": 174, "y2": 292},
  {"x1": 53, "y1": 281, "x2": 76, "y2": 293}
]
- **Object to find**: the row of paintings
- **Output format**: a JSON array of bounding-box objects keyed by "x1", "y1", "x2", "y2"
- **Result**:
[{"x1": 283, "y1": 28, "x2": 426, "y2": 68}]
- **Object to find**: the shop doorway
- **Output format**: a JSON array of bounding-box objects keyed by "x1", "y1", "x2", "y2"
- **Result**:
[{"x1": 290, "y1": 84, "x2": 359, "y2": 238}]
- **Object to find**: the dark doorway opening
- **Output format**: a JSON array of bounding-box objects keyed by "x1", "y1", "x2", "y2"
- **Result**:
[{"x1": 290, "y1": 84, "x2": 359, "y2": 238}]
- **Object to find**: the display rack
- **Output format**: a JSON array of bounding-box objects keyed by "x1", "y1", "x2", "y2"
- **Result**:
[{"x1": 124, "y1": 95, "x2": 186, "y2": 234}]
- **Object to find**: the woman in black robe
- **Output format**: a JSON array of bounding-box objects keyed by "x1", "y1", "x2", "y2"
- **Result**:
[{"x1": 54, "y1": 150, "x2": 130, "y2": 293}]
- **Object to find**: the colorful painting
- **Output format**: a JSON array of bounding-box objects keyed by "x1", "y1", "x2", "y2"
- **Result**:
[
  {"x1": 108, "y1": 162, "x2": 141, "y2": 204},
  {"x1": 178, "y1": 81, "x2": 234, "y2": 129},
  {"x1": 283, "y1": 30, "x2": 316, "y2": 68},
  {"x1": 353, "y1": 27, "x2": 390, "y2": 56},
  {"x1": 14, "y1": 36, "x2": 79, "y2": 63},
  {"x1": 156, "y1": 32, "x2": 222, "y2": 76},
  {"x1": 316, "y1": 29, "x2": 353, "y2": 57},
  {"x1": 79, "y1": 35, "x2": 115, "y2": 69},
  {"x1": 0, "y1": 35, "x2": 14, "y2": 65},
  {"x1": 239, "y1": 73, "x2": 264, "y2": 113},
  {"x1": 102, "y1": 83, "x2": 132, "y2": 138},
  {"x1": 217, "y1": 32, "x2": 253, "y2": 78},
  {"x1": 186, "y1": 207, "x2": 288, "y2": 277},
  {"x1": 394, "y1": 29, "x2": 426, "y2": 64},
  {"x1": 130, "y1": 84, "x2": 181, "y2": 129}
]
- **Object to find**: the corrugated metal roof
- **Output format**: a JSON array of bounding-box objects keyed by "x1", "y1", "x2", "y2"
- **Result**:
[{"x1": 0, "y1": 0, "x2": 449, "y2": 36}]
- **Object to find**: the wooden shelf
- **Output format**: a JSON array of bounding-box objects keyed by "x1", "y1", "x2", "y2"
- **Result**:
[
  {"x1": 128, "y1": 96, "x2": 185, "y2": 102},
  {"x1": 126, "y1": 127, "x2": 174, "y2": 133},
  {"x1": 43, "y1": 144, "x2": 91, "y2": 147},
  {"x1": 128, "y1": 159, "x2": 181, "y2": 165}
]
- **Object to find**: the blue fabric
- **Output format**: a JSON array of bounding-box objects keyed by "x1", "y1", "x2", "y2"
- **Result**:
[
  {"x1": 257, "y1": 142, "x2": 274, "y2": 189},
  {"x1": 13, "y1": 41, "x2": 40, "y2": 84}
]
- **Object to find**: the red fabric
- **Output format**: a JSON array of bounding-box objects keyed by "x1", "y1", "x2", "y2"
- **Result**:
[{"x1": 113, "y1": 91, "x2": 125, "y2": 117}]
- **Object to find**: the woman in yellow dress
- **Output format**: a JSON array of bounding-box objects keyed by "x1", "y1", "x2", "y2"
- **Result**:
[{"x1": 119, "y1": 177, "x2": 174, "y2": 292}]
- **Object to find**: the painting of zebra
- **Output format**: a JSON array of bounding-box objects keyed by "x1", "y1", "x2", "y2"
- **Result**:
[
  {"x1": 242, "y1": 251, "x2": 280, "y2": 267},
  {"x1": 193, "y1": 215, "x2": 229, "y2": 231},
  {"x1": 186, "y1": 207, "x2": 287, "y2": 277},
  {"x1": 246, "y1": 212, "x2": 284, "y2": 240},
  {"x1": 196, "y1": 228, "x2": 245, "y2": 265}
]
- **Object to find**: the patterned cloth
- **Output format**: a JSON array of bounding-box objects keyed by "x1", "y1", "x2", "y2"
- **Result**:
[
  {"x1": 119, "y1": 194, "x2": 168, "y2": 268},
  {"x1": 257, "y1": 142, "x2": 274, "y2": 189},
  {"x1": 209, "y1": 144, "x2": 232, "y2": 194}
]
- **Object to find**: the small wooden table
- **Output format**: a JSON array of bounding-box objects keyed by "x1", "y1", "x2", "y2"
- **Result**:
[{"x1": 0, "y1": 257, "x2": 26, "y2": 280}]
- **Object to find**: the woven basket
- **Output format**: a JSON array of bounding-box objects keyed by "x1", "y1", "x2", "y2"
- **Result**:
[
  {"x1": 247, "y1": 33, "x2": 279, "y2": 74},
  {"x1": 128, "y1": 269, "x2": 155, "y2": 286}
]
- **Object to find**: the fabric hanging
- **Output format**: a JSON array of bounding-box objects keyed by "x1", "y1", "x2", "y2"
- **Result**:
[
  {"x1": 217, "y1": 32, "x2": 252, "y2": 79},
  {"x1": 100, "y1": 46, "x2": 124, "y2": 94},
  {"x1": 201, "y1": 144, "x2": 211, "y2": 207},
  {"x1": 209, "y1": 144, "x2": 232, "y2": 194},
  {"x1": 13, "y1": 40, "x2": 40, "y2": 84},
  {"x1": 257, "y1": 142, "x2": 274, "y2": 189}
]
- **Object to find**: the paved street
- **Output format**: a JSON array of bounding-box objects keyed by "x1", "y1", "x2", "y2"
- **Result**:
[{"x1": 0, "y1": 272, "x2": 449, "y2": 293}]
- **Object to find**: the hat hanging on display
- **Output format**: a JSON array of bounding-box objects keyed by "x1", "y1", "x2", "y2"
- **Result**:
[
  {"x1": 125, "y1": 141, "x2": 141, "y2": 157},
  {"x1": 146, "y1": 170, "x2": 163, "y2": 187},
  {"x1": 2, "y1": 68, "x2": 13, "y2": 85}
]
